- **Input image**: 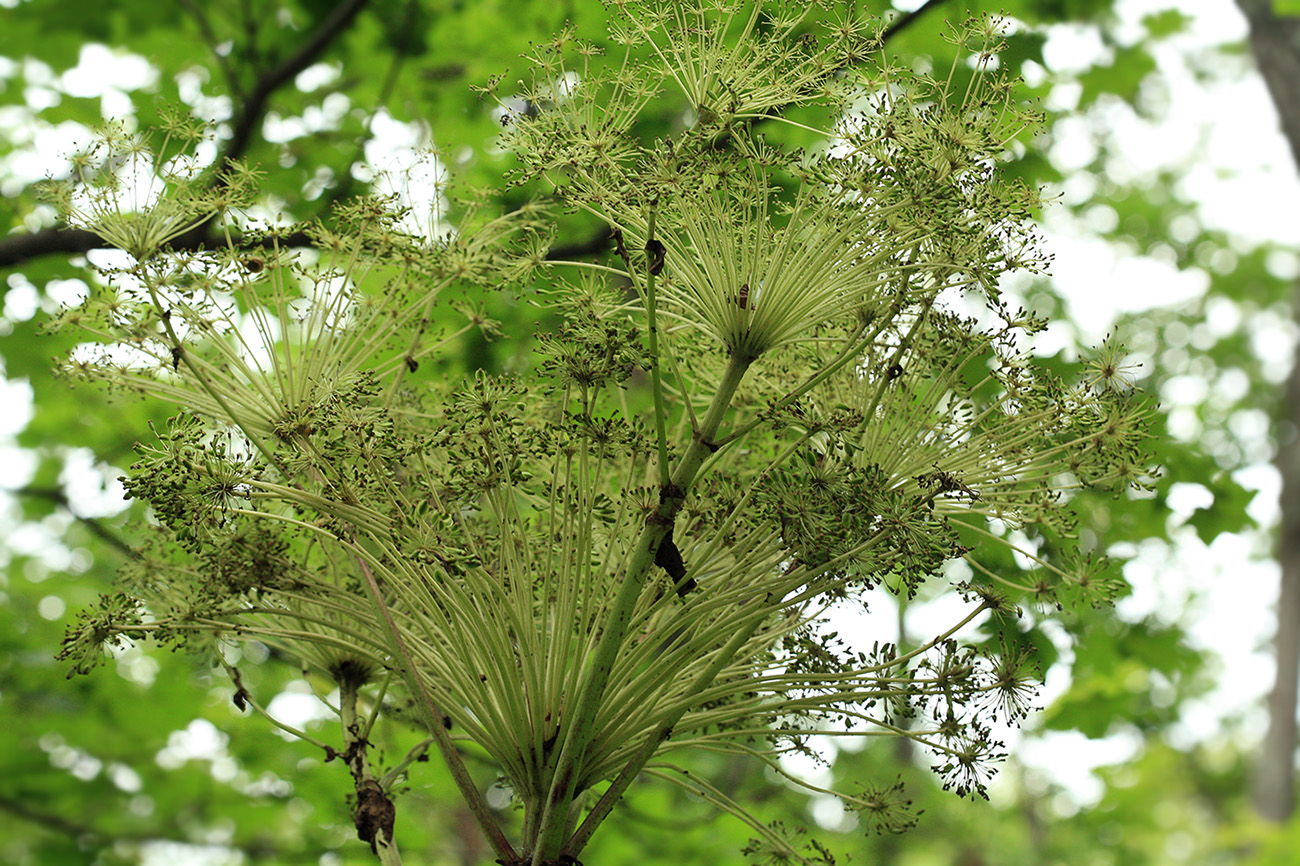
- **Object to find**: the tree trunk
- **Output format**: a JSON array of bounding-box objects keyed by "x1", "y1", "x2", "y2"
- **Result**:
[
  {"x1": 1235, "y1": 0, "x2": 1300, "y2": 823},
  {"x1": 1259, "y1": 335, "x2": 1300, "y2": 821}
]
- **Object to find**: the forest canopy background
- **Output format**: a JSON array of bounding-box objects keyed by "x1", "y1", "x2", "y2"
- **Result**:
[{"x1": 1, "y1": 1, "x2": 1298, "y2": 865}]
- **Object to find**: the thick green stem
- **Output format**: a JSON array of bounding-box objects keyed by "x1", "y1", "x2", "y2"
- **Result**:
[
  {"x1": 563, "y1": 604, "x2": 769, "y2": 857},
  {"x1": 715, "y1": 316, "x2": 881, "y2": 447},
  {"x1": 643, "y1": 203, "x2": 673, "y2": 488},
  {"x1": 531, "y1": 351, "x2": 753, "y2": 862}
]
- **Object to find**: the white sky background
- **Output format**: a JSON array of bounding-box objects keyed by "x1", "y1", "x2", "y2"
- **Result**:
[
  {"x1": 2, "y1": 0, "x2": 1299, "y2": 843},
  {"x1": 1033, "y1": 0, "x2": 1297, "y2": 789}
]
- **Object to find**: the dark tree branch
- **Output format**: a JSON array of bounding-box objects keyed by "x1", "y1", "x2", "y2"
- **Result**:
[
  {"x1": 0, "y1": 225, "x2": 317, "y2": 270},
  {"x1": 17, "y1": 486, "x2": 137, "y2": 558},
  {"x1": 881, "y1": 0, "x2": 953, "y2": 44},
  {"x1": 221, "y1": 0, "x2": 372, "y2": 170},
  {"x1": 1, "y1": 0, "x2": 371, "y2": 274},
  {"x1": 0, "y1": 793, "x2": 94, "y2": 839},
  {"x1": 3, "y1": 209, "x2": 609, "y2": 272},
  {"x1": 546, "y1": 224, "x2": 615, "y2": 261},
  {"x1": 177, "y1": 0, "x2": 246, "y2": 103},
  {"x1": 0, "y1": 227, "x2": 104, "y2": 269}
]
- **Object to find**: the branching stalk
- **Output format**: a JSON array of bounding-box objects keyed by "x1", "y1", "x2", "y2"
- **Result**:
[{"x1": 532, "y1": 350, "x2": 753, "y2": 861}]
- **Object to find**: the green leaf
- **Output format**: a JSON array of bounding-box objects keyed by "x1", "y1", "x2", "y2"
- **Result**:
[
  {"x1": 1184, "y1": 472, "x2": 1257, "y2": 543},
  {"x1": 1142, "y1": 9, "x2": 1193, "y2": 38},
  {"x1": 1078, "y1": 43, "x2": 1158, "y2": 108}
]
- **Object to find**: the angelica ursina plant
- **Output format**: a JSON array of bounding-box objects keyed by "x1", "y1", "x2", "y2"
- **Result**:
[{"x1": 51, "y1": 3, "x2": 1155, "y2": 864}]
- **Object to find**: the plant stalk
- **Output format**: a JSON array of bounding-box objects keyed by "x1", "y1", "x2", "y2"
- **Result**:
[
  {"x1": 530, "y1": 350, "x2": 753, "y2": 862},
  {"x1": 353, "y1": 555, "x2": 518, "y2": 864},
  {"x1": 563, "y1": 603, "x2": 769, "y2": 857}
]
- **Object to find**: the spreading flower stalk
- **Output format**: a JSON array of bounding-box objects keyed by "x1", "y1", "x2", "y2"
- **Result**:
[{"x1": 50, "y1": 5, "x2": 1156, "y2": 865}]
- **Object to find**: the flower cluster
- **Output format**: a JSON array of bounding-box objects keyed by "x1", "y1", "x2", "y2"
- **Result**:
[{"x1": 51, "y1": 5, "x2": 1154, "y2": 866}]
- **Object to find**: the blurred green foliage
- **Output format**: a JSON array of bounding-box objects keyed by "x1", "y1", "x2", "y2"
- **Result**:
[{"x1": 1, "y1": 0, "x2": 1289, "y2": 863}]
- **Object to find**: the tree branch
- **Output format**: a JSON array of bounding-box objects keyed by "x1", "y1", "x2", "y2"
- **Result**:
[
  {"x1": 1, "y1": 0, "x2": 370, "y2": 274},
  {"x1": 0, "y1": 225, "x2": 318, "y2": 270},
  {"x1": 17, "y1": 486, "x2": 137, "y2": 558},
  {"x1": 881, "y1": 0, "x2": 953, "y2": 44},
  {"x1": 0, "y1": 227, "x2": 102, "y2": 270},
  {"x1": 221, "y1": 0, "x2": 372, "y2": 170},
  {"x1": 545, "y1": 224, "x2": 615, "y2": 261}
]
